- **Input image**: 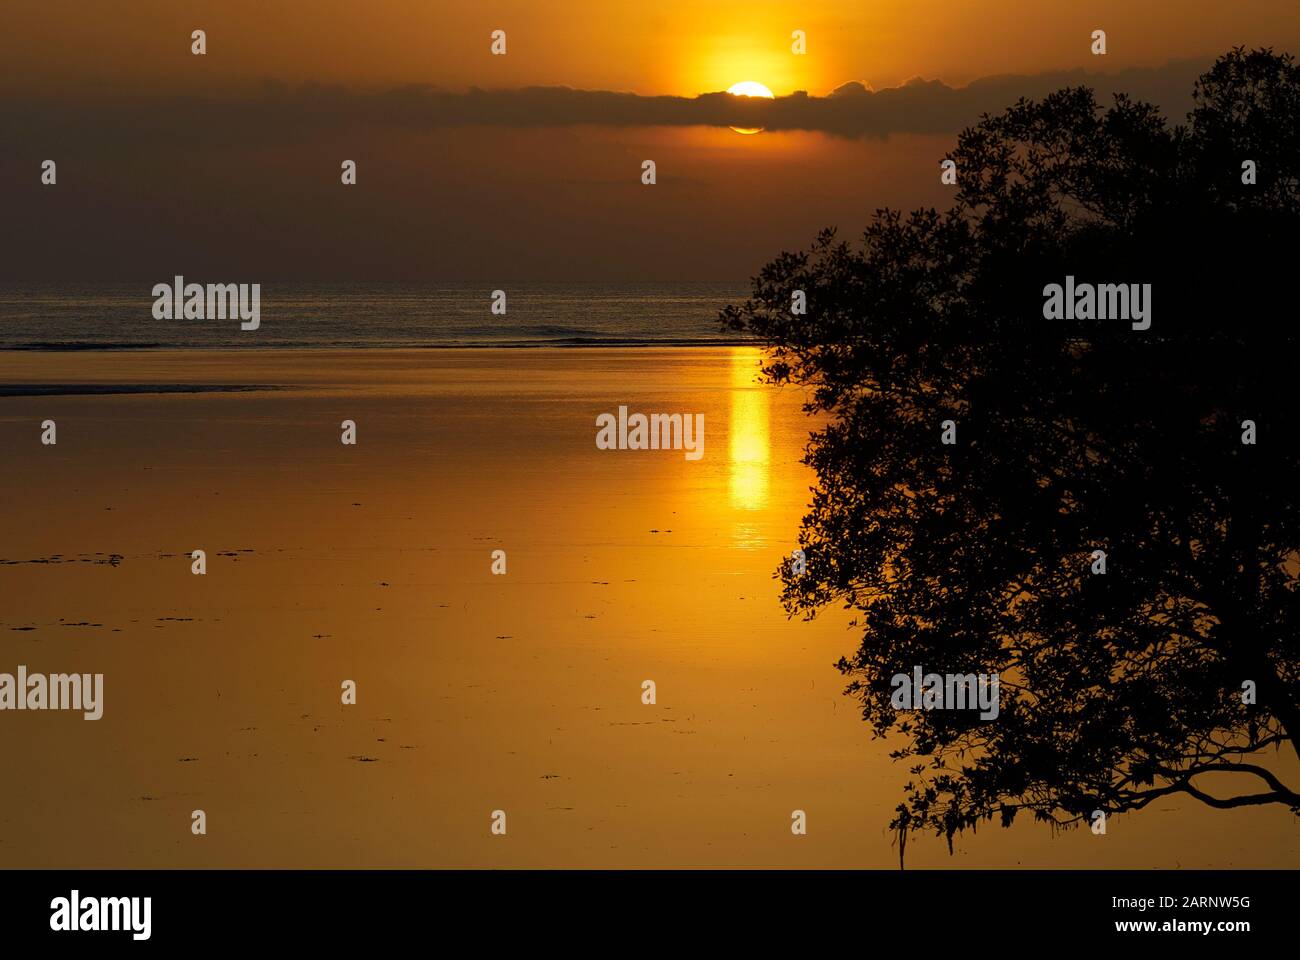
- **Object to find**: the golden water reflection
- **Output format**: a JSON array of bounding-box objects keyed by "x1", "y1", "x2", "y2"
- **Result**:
[{"x1": 728, "y1": 347, "x2": 770, "y2": 512}]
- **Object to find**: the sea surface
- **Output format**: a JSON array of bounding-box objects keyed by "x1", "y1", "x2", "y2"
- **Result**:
[
  {"x1": 2, "y1": 346, "x2": 1295, "y2": 867},
  {"x1": 0, "y1": 281, "x2": 751, "y2": 350}
]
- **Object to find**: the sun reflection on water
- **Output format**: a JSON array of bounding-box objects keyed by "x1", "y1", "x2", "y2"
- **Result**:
[{"x1": 728, "y1": 347, "x2": 770, "y2": 513}]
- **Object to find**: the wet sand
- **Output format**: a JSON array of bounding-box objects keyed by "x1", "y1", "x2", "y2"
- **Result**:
[{"x1": 0, "y1": 347, "x2": 1295, "y2": 867}]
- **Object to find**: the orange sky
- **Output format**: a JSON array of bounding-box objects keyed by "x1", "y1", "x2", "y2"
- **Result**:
[
  {"x1": 5, "y1": 0, "x2": 1298, "y2": 95},
  {"x1": 3, "y1": 1, "x2": 1298, "y2": 280}
]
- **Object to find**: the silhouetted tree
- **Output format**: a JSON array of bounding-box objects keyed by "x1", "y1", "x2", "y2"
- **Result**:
[{"x1": 722, "y1": 48, "x2": 1300, "y2": 862}]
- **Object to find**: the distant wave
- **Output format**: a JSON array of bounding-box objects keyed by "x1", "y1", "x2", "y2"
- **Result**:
[
  {"x1": 0, "y1": 384, "x2": 282, "y2": 396},
  {"x1": 461, "y1": 335, "x2": 752, "y2": 348},
  {"x1": 0, "y1": 336, "x2": 753, "y2": 351},
  {"x1": 0, "y1": 282, "x2": 754, "y2": 351},
  {"x1": 513, "y1": 324, "x2": 604, "y2": 337},
  {"x1": 3, "y1": 341, "x2": 168, "y2": 351}
]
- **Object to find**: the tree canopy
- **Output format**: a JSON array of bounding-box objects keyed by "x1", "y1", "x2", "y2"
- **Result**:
[{"x1": 722, "y1": 48, "x2": 1300, "y2": 861}]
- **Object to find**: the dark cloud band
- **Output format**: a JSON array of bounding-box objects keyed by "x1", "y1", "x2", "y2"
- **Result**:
[{"x1": 2, "y1": 60, "x2": 1207, "y2": 148}]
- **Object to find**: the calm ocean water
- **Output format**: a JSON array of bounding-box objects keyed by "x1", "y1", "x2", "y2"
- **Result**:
[{"x1": 0, "y1": 282, "x2": 751, "y2": 349}]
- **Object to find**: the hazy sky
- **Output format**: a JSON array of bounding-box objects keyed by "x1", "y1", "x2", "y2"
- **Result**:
[
  {"x1": 7, "y1": 0, "x2": 1296, "y2": 94},
  {"x1": 3, "y1": 0, "x2": 1298, "y2": 280}
]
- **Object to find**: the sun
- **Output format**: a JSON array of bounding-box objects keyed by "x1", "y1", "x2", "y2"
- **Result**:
[
  {"x1": 727, "y1": 80, "x2": 775, "y2": 99},
  {"x1": 726, "y1": 80, "x2": 775, "y2": 135}
]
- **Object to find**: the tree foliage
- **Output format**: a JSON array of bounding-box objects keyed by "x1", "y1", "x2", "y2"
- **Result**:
[{"x1": 721, "y1": 48, "x2": 1300, "y2": 861}]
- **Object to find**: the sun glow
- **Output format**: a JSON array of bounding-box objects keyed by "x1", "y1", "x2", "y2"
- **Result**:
[{"x1": 726, "y1": 80, "x2": 775, "y2": 135}]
